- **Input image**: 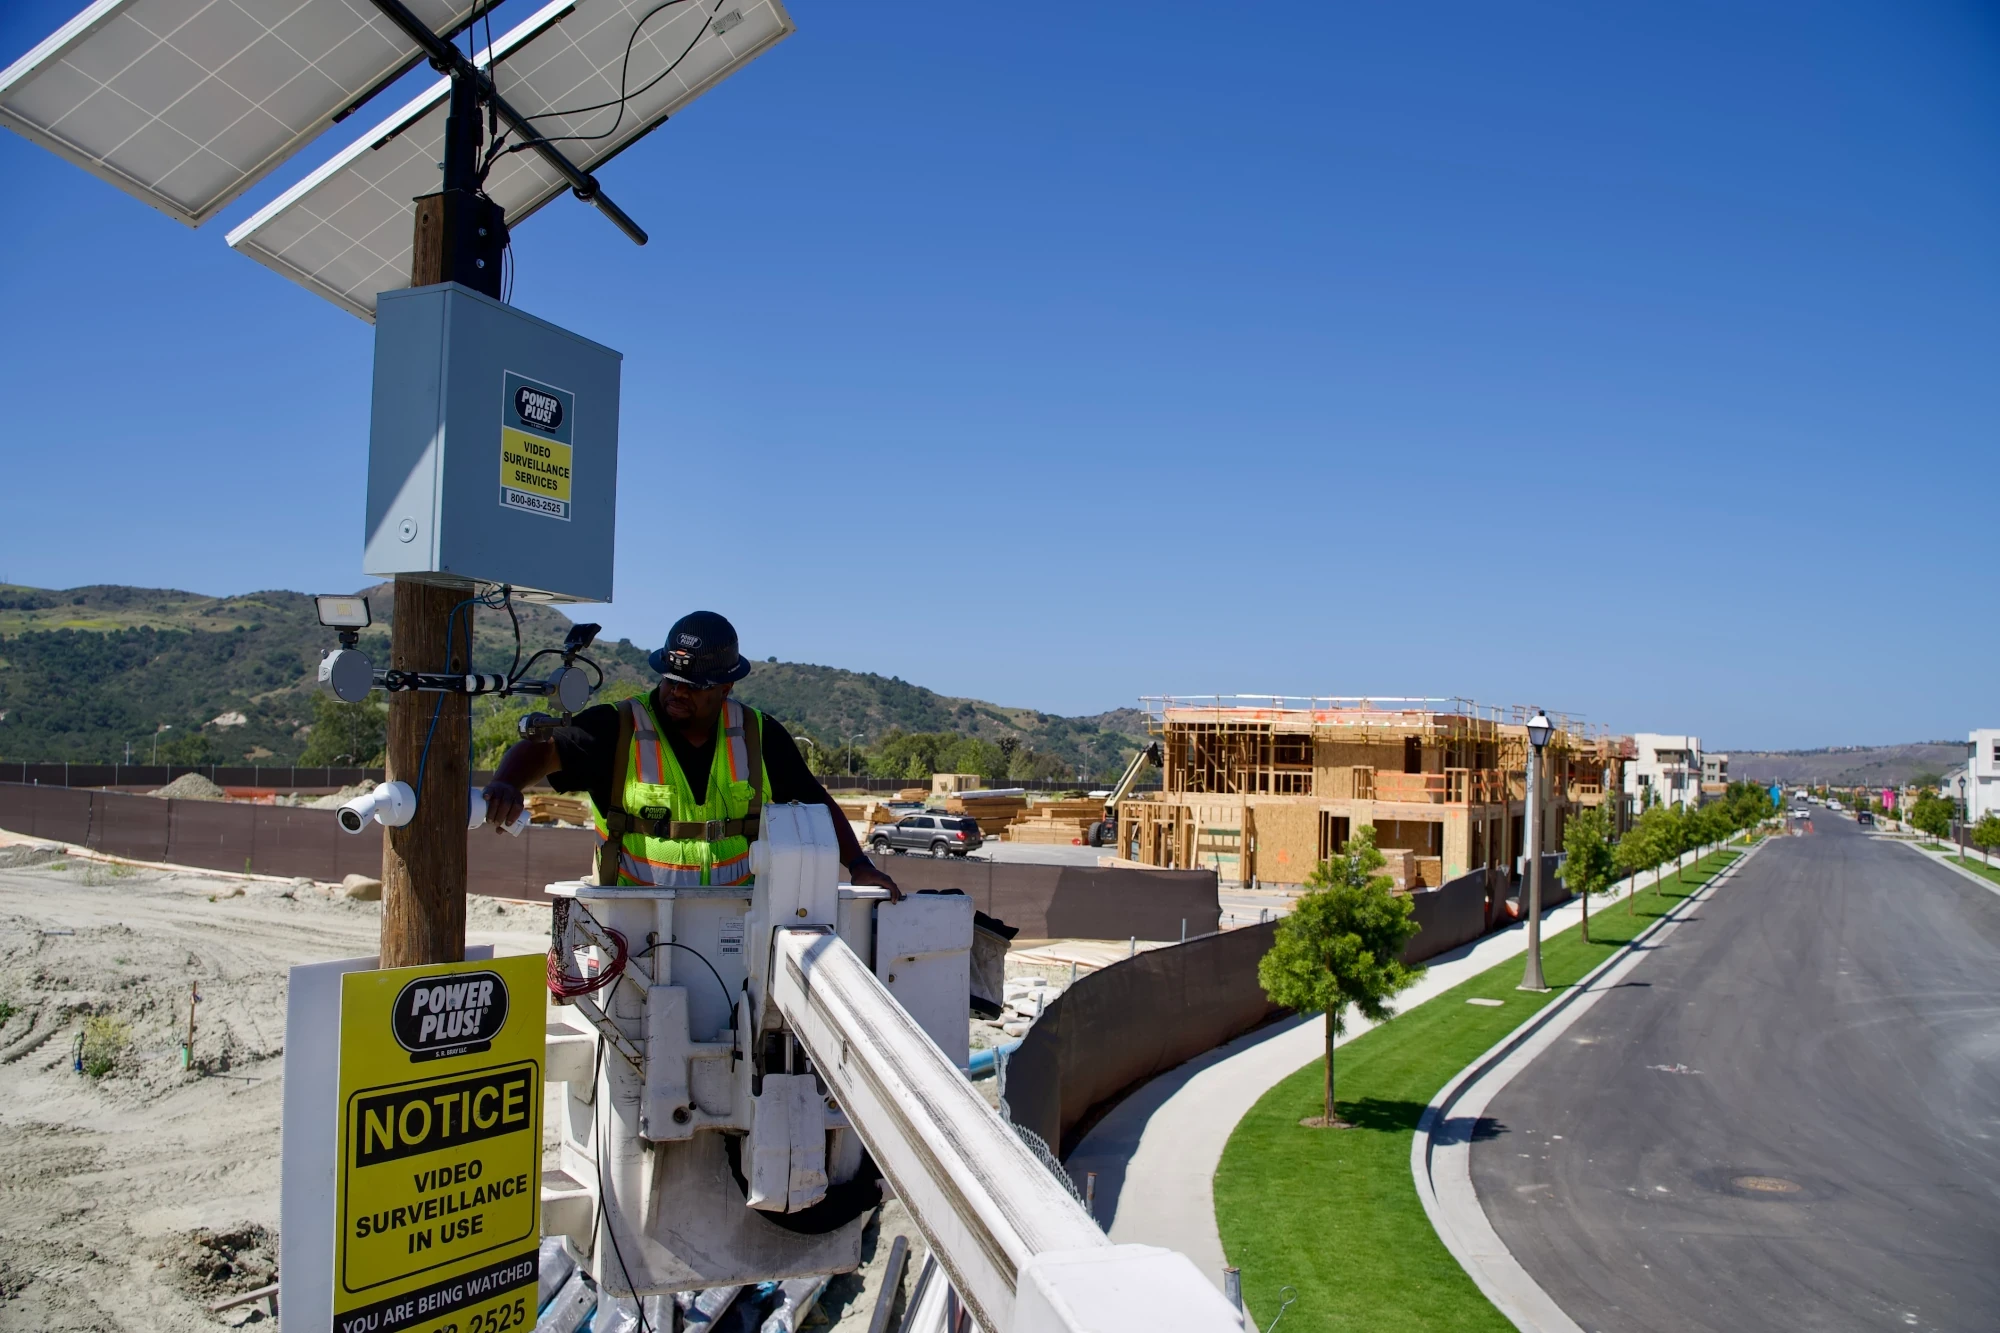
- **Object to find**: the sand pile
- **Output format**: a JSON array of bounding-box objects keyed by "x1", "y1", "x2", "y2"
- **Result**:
[
  {"x1": 149, "y1": 772, "x2": 228, "y2": 801},
  {"x1": 307, "y1": 780, "x2": 377, "y2": 809}
]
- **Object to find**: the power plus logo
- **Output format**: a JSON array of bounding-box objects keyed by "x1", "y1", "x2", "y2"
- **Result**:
[
  {"x1": 512, "y1": 384, "x2": 563, "y2": 432},
  {"x1": 391, "y1": 971, "x2": 510, "y2": 1062}
]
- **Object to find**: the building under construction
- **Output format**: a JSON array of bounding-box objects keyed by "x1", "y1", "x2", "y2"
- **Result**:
[{"x1": 1118, "y1": 696, "x2": 1631, "y2": 891}]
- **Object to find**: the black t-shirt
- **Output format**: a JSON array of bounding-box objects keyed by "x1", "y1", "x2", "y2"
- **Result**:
[{"x1": 547, "y1": 696, "x2": 828, "y2": 814}]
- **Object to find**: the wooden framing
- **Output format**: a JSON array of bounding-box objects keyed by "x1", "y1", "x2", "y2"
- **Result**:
[{"x1": 1116, "y1": 696, "x2": 1631, "y2": 886}]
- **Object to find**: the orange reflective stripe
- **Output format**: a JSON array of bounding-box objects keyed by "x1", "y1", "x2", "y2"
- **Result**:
[
  {"x1": 618, "y1": 849, "x2": 706, "y2": 887},
  {"x1": 724, "y1": 700, "x2": 750, "y2": 785},
  {"x1": 707, "y1": 849, "x2": 752, "y2": 886}
]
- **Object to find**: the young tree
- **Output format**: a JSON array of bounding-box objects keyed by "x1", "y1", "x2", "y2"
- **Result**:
[
  {"x1": 1617, "y1": 806, "x2": 1679, "y2": 912},
  {"x1": 1910, "y1": 792, "x2": 1954, "y2": 840},
  {"x1": 1563, "y1": 806, "x2": 1617, "y2": 944},
  {"x1": 1258, "y1": 826, "x2": 1423, "y2": 1128},
  {"x1": 1969, "y1": 812, "x2": 2000, "y2": 866}
]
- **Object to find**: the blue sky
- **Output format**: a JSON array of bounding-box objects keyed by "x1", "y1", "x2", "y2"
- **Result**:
[{"x1": 2, "y1": 1, "x2": 1995, "y2": 750}]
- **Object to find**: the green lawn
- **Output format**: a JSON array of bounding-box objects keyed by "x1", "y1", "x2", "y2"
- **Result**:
[
  {"x1": 1948, "y1": 855, "x2": 2000, "y2": 887},
  {"x1": 1214, "y1": 850, "x2": 1740, "y2": 1332},
  {"x1": 1920, "y1": 841, "x2": 1952, "y2": 853}
]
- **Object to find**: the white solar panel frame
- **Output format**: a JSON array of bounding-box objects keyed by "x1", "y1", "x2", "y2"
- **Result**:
[
  {"x1": 0, "y1": 0, "x2": 487, "y2": 226},
  {"x1": 226, "y1": 0, "x2": 793, "y2": 320}
]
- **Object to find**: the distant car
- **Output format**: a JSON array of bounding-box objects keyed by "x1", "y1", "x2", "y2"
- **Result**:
[
  {"x1": 870, "y1": 814, "x2": 984, "y2": 858},
  {"x1": 1856, "y1": 812, "x2": 1875, "y2": 827},
  {"x1": 881, "y1": 800, "x2": 926, "y2": 818}
]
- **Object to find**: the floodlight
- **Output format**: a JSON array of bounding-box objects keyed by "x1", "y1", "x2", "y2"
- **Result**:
[
  {"x1": 315, "y1": 595, "x2": 371, "y2": 629},
  {"x1": 1526, "y1": 710, "x2": 1553, "y2": 750},
  {"x1": 228, "y1": 0, "x2": 794, "y2": 319},
  {"x1": 0, "y1": 0, "x2": 492, "y2": 226}
]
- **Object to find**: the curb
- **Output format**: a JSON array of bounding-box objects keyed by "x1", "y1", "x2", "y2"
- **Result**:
[
  {"x1": 1409, "y1": 841, "x2": 1761, "y2": 1333},
  {"x1": 1889, "y1": 838, "x2": 2000, "y2": 901}
]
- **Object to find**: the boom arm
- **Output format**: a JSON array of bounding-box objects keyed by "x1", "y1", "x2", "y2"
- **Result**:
[
  {"x1": 770, "y1": 928, "x2": 1240, "y2": 1332},
  {"x1": 544, "y1": 803, "x2": 1242, "y2": 1331},
  {"x1": 1106, "y1": 742, "x2": 1163, "y2": 812}
]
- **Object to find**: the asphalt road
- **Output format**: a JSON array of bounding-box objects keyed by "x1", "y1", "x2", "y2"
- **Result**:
[{"x1": 1469, "y1": 818, "x2": 2000, "y2": 1333}]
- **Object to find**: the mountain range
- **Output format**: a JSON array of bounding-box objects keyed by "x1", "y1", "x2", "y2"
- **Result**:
[
  {"x1": 1721, "y1": 743, "x2": 1969, "y2": 789},
  {"x1": 0, "y1": 583, "x2": 1148, "y2": 771}
]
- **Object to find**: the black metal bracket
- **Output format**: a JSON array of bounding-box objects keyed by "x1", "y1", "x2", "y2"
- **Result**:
[{"x1": 365, "y1": 0, "x2": 649, "y2": 245}]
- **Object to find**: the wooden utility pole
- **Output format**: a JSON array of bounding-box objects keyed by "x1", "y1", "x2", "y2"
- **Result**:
[
  {"x1": 378, "y1": 71, "x2": 493, "y2": 969},
  {"x1": 379, "y1": 578, "x2": 471, "y2": 967}
]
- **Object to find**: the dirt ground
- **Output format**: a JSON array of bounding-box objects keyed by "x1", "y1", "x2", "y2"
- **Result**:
[
  {"x1": 0, "y1": 851, "x2": 551, "y2": 1331},
  {"x1": 0, "y1": 847, "x2": 1042, "y2": 1331}
]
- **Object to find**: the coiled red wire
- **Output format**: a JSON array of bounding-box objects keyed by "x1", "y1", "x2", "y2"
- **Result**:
[{"x1": 546, "y1": 898, "x2": 629, "y2": 999}]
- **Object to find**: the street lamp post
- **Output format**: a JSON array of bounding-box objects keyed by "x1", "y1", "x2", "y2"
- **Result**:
[{"x1": 1520, "y1": 709, "x2": 1554, "y2": 992}]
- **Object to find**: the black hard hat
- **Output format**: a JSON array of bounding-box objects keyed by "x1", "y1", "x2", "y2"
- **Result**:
[{"x1": 648, "y1": 611, "x2": 752, "y2": 687}]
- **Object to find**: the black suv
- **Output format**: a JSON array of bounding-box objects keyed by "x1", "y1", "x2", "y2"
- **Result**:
[{"x1": 870, "y1": 814, "x2": 984, "y2": 858}]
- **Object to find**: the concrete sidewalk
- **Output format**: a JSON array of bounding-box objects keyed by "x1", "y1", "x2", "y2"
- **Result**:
[{"x1": 1062, "y1": 872, "x2": 1629, "y2": 1290}]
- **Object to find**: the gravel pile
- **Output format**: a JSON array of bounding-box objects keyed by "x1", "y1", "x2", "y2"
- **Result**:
[
  {"x1": 307, "y1": 781, "x2": 376, "y2": 809},
  {"x1": 149, "y1": 773, "x2": 228, "y2": 801}
]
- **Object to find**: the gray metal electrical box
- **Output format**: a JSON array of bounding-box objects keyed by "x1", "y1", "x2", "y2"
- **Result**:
[{"x1": 364, "y1": 282, "x2": 622, "y2": 602}]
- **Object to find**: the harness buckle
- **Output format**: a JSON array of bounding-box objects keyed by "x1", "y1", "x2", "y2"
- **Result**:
[{"x1": 703, "y1": 818, "x2": 727, "y2": 842}]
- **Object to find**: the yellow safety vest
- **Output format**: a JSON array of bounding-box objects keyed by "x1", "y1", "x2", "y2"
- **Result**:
[{"x1": 590, "y1": 695, "x2": 770, "y2": 887}]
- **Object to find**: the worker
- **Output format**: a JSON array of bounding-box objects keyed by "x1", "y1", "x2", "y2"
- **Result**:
[{"x1": 483, "y1": 611, "x2": 900, "y2": 898}]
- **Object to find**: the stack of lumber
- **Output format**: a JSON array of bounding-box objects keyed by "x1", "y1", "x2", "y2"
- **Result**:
[
  {"x1": 943, "y1": 789, "x2": 1030, "y2": 835},
  {"x1": 835, "y1": 797, "x2": 904, "y2": 827},
  {"x1": 525, "y1": 792, "x2": 593, "y2": 826},
  {"x1": 897, "y1": 787, "x2": 929, "y2": 801},
  {"x1": 1001, "y1": 798, "x2": 1104, "y2": 844}
]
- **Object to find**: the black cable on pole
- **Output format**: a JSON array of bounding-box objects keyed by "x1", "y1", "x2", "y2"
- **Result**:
[
  {"x1": 487, "y1": 0, "x2": 711, "y2": 155},
  {"x1": 362, "y1": 0, "x2": 648, "y2": 243}
]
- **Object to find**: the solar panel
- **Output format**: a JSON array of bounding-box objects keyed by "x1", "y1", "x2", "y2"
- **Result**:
[
  {"x1": 227, "y1": 0, "x2": 794, "y2": 320},
  {"x1": 0, "y1": 0, "x2": 492, "y2": 226}
]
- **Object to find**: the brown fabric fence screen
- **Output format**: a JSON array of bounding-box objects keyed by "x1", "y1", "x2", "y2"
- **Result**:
[
  {"x1": 1003, "y1": 921, "x2": 1285, "y2": 1156},
  {"x1": 0, "y1": 785, "x2": 1217, "y2": 940},
  {"x1": 1005, "y1": 853, "x2": 1577, "y2": 1156},
  {"x1": 883, "y1": 859, "x2": 1218, "y2": 942},
  {"x1": 0, "y1": 783, "x2": 595, "y2": 897}
]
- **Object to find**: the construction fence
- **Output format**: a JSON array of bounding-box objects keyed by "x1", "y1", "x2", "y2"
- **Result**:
[
  {"x1": 0, "y1": 762, "x2": 1160, "y2": 797},
  {"x1": 883, "y1": 858, "x2": 1218, "y2": 942},
  {"x1": 1005, "y1": 853, "x2": 1572, "y2": 1158},
  {"x1": 1004, "y1": 921, "x2": 1286, "y2": 1157},
  {"x1": 0, "y1": 784, "x2": 1218, "y2": 941}
]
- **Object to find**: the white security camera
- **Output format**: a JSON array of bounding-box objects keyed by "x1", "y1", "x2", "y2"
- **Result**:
[
  {"x1": 470, "y1": 787, "x2": 531, "y2": 837},
  {"x1": 337, "y1": 781, "x2": 417, "y2": 834}
]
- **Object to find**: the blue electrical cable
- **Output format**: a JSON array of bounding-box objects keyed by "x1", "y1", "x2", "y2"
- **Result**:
[{"x1": 410, "y1": 588, "x2": 506, "y2": 811}]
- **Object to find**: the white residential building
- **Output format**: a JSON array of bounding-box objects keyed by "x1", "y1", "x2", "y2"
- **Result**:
[
  {"x1": 1624, "y1": 733, "x2": 1704, "y2": 811},
  {"x1": 1967, "y1": 729, "x2": 2000, "y2": 823}
]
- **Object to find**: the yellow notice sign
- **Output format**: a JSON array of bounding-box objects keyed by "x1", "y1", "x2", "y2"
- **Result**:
[{"x1": 335, "y1": 954, "x2": 543, "y2": 1333}]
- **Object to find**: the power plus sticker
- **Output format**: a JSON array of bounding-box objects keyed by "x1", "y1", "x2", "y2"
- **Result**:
[{"x1": 500, "y1": 371, "x2": 574, "y2": 521}]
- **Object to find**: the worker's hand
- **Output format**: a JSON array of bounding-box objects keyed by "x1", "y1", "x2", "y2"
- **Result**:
[
  {"x1": 482, "y1": 781, "x2": 525, "y2": 833},
  {"x1": 848, "y1": 858, "x2": 902, "y2": 902}
]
